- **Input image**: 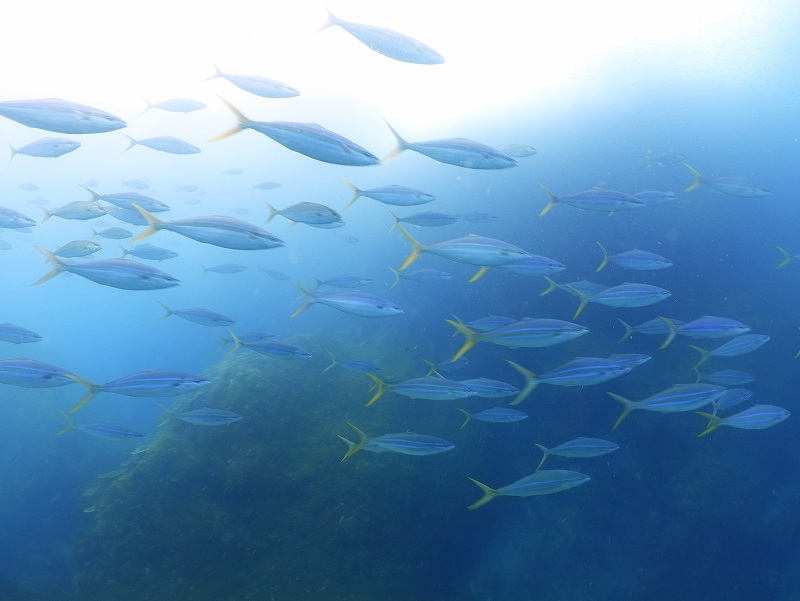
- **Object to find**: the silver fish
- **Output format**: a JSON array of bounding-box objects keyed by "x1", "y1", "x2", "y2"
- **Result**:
[
  {"x1": 291, "y1": 284, "x2": 403, "y2": 319},
  {"x1": 0, "y1": 98, "x2": 126, "y2": 134},
  {"x1": 537, "y1": 183, "x2": 645, "y2": 216},
  {"x1": 0, "y1": 323, "x2": 42, "y2": 344},
  {"x1": 534, "y1": 437, "x2": 619, "y2": 470},
  {"x1": 58, "y1": 412, "x2": 144, "y2": 440},
  {"x1": 266, "y1": 202, "x2": 343, "y2": 226},
  {"x1": 141, "y1": 97, "x2": 207, "y2": 114},
  {"x1": 684, "y1": 164, "x2": 771, "y2": 197},
  {"x1": 696, "y1": 404, "x2": 790, "y2": 436},
  {"x1": 70, "y1": 370, "x2": 210, "y2": 412},
  {"x1": 122, "y1": 134, "x2": 200, "y2": 155},
  {"x1": 467, "y1": 470, "x2": 590, "y2": 510},
  {"x1": 54, "y1": 239, "x2": 102, "y2": 258},
  {"x1": 343, "y1": 179, "x2": 435, "y2": 210},
  {"x1": 339, "y1": 423, "x2": 453, "y2": 462},
  {"x1": 457, "y1": 406, "x2": 527, "y2": 429},
  {"x1": 205, "y1": 65, "x2": 299, "y2": 98},
  {"x1": 158, "y1": 302, "x2": 235, "y2": 327},
  {"x1": 9, "y1": 137, "x2": 80, "y2": 160}
]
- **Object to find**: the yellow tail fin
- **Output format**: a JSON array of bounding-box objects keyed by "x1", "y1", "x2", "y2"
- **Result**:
[
  {"x1": 457, "y1": 408, "x2": 472, "y2": 430},
  {"x1": 595, "y1": 242, "x2": 610, "y2": 272},
  {"x1": 776, "y1": 246, "x2": 794, "y2": 269},
  {"x1": 66, "y1": 374, "x2": 99, "y2": 413},
  {"x1": 395, "y1": 225, "x2": 426, "y2": 271},
  {"x1": 209, "y1": 97, "x2": 251, "y2": 142},
  {"x1": 56, "y1": 411, "x2": 75, "y2": 435},
  {"x1": 607, "y1": 392, "x2": 636, "y2": 430},
  {"x1": 226, "y1": 329, "x2": 242, "y2": 356},
  {"x1": 689, "y1": 345, "x2": 712, "y2": 369},
  {"x1": 616, "y1": 318, "x2": 634, "y2": 343},
  {"x1": 364, "y1": 373, "x2": 387, "y2": 407},
  {"x1": 33, "y1": 247, "x2": 66, "y2": 286},
  {"x1": 128, "y1": 204, "x2": 164, "y2": 244},
  {"x1": 683, "y1": 164, "x2": 704, "y2": 192},
  {"x1": 657, "y1": 316, "x2": 678, "y2": 350},
  {"x1": 505, "y1": 360, "x2": 540, "y2": 406},
  {"x1": 341, "y1": 179, "x2": 362, "y2": 211},
  {"x1": 445, "y1": 319, "x2": 481, "y2": 362},
  {"x1": 534, "y1": 443, "x2": 551, "y2": 471},
  {"x1": 341, "y1": 422, "x2": 370, "y2": 461},
  {"x1": 536, "y1": 183, "x2": 558, "y2": 217},
  {"x1": 466, "y1": 477, "x2": 498, "y2": 510},
  {"x1": 382, "y1": 120, "x2": 409, "y2": 164},
  {"x1": 695, "y1": 411, "x2": 723, "y2": 437}
]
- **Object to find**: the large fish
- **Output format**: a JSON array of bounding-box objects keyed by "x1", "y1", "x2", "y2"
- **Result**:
[
  {"x1": 339, "y1": 423, "x2": 454, "y2": 461},
  {"x1": 683, "y1": 164, "x2": 771, "y2": 197},
  {"x1": 0, "y1": 98, "x2": 126, "y2": 134},
  {"x1": 204, "y1": 66, "x2": 299, "y2": 98},
  {"x1": 467, "y1": 469, "x2": 590, "y2": 510},
  {"x1": 9, "y1": 137, "x2": 80, "y2": 160}
]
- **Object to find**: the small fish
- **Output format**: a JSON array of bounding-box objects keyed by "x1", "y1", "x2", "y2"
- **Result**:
[
  {"x1": 0, "y1": 323, "x2": 42, "y2": 344},
  {"x1": 54, "y1": 239, "x2": 102, "y2": 258},
  {"x1": 9, "y1": 137, "x2": 80, "y2": 160},
  {"x1": 176, "y1": 185, "x2": 199, "y2": 193},
  {"x1": 319, "y1": 11, "x2": 445, "y2": 65},
  {"x1": 0, "y1": 240, "x2": 10, "y2": 250},
  {"x1": 120, "y1": 243, "x2": 178, "y2": 262},
  {"x1": 266, "y1": 202, "x2": 343, "y2": 226},
  {"x1": 339, "y1": 423, "x2": 453, "y2": 462},
  {"x1": 502, "y1": 144, "x2": 537, "y2": 157},
  {"x1": 595, "y1": 243, "x2": 673, "y2": 272},
  {"x1": 447, "y1": 317, "x2": 588, "y2": 361},
  {"x1": 68, "y1": 370, "x2": 210, "y2": 412},
  {"x1": 323, "y1": 350, "x2": 381, "y2": 373},
  {"x1": 253, "y1": 181, "x2": 281, "y2": 191},
  {"x1": 645, "y1": 150, "x2": 686, "y2": 166},
  {"x1": 698, "y1": 370, "x2": 755, "y2": 387},
  {"x1": 608, "y1": 383, "x2": 727, "y2": 429},
  {"x1": 158, "y1": 302, "x2": 234, "y2": 327},
  {"x1": 221, "y1": 168, "x2": 244, "y2": 176},
  {"x1": 91, "y1": 226, "x2": 132, "y2": 240},
  {"x1": 122, "y1": 134, "x2": 200, "y2": 155},
  {"x1": 507, "y1": 358, "x2": 632, "y2": 405},
  {"x1": 658, "y1": 316, "x2": 751, "y2": 349},
  {"x1": 467, "y1": 470, "x2": 590, "y2": 510},
  {"x1": 205, "y1": 65, "x2": 299, "y2": 98},
  {"x1": 713, "y1": 388, "x2": 753, "y2": 414},
  {"x1": 457, "y1": 407, "x2": 527, "y2": 429},
  {"x1": 364, "y1": 373, "x2": 475, "y2": 406},
  {"x1": 129, "y1": 205, "x2": 284, "y2": 251},
  {"x1": 81, "y1": 186, "x2": 170, "y2": 213},
  {"x1": 41, "y1": 200, "x2": 105, "y2": 222},
  {"x1": 631, "y1": 190, "x2": 677, "y2": 206},
  {"x1": 534, "y1": 438, "x2": 619, "y2": 471},
  {"x1": 260, "y1": 267, "x2": 291, "y2": 281},
  {"x1": 226, "y1": 330, "x2": 311, "y2": 360},
  {"x1": 312, "y1": 275, "x2": 372, "y2": 289},
  {"x1": 141, "y1": 97, "x2": 207, "y2": 114},
  {"x1": 388, "y1": 210, "x2": 456, "y2": 232},
  {"x1": 160, "y1": 406, "x2": 241, "y2": 427},
  {"x1": 689, "y1": 334, "x2": 770, "y2": 368},
  {"x1": 389, "y1": 267, "x2": 452, "y2": 288},
  {"x1": 397, "y1": 226, "x2": 532, "y2": 282},
  {"x1": 292, "y1": 284, "x2": 403, "y2": 319},
  {"x1": 201, "y1": 263, "x2": 247, "y2": 275},
  {"x1": 537, "y1": 183, "x2": 645, "y2": 216},
  {"x1": 0, "y1": 98, "x2": 126, "y2": 134},
  {"x1": 683, "y1": 164, "x2": 771, "y2": 197},
  {"x1": 696, "y1": 405, "x2": 790, "y2": 437},
  {"x1": 424, "y1": 357, "x2": 469, "y2": 376},
  {"x1": 567, "y1": 283, "x2": 672, "y2": 319},
  {"x1": 384, "y1": 122, "x2": 516, "y2": 169},
  {"x1": 0, "y1": 358, "x2": 83, "y2": 388},
  {"x1": 211, "y1": 99, "x2": 379, "y2": 167},
  {"x1": 58, "y1": 411, "x2": 144, "y2": 440},
  {"x1": 34, "y1": 247, "x2": 181, "y2": 291},
  {"x1": 616, "y1": 317, "x2": 685, "y2": 343},
  {"x1": 121, "y1": 179, "x2": 150, "y2": 190},
  {"x1": 343, "y1": 179, "x2": 435, "y2": 210},
  {"x1": 19, "y1": 182, "x2": 39, "y2": 191},
  {"x1": 0, "y1": 206, "x2": 37, "y2": 228}
]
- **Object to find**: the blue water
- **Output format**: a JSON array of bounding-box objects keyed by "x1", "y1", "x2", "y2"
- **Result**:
[{"x1": 2, "y1": 3, "x2": 800, "y2": 600}]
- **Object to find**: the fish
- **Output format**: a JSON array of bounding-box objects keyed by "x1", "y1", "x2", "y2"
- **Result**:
[
  {"x1": 616, "y1": 317, "x2": 685, "y2": 343},
  {"x1": 323, "y1": 350, "x2": 381, "y2": 373},
  {"x1": 253, "y1": 181, "x2": 280, "y2": 191},
  {"x1": 383, "y1": 121, "x2": 516, "y2": 169},
  {"x1": 645, "y1": 149, "x2": 686, "y2": 166},
  {"x1": 423, "y1": 357, "x2": 469, "y2": 377},
  {"x1": 57, "y1": 412, "x2": 145, "y2": 440},
  {"x1": 0, "y1": 358, "x2": 84, "y2": 388},
  {"x1": 494, "y1": 255, "x2": 567, "y2": 278},
  {"x1": 713, "y1": 388, "x2": 753, "y2": 414},
  {"x1": 0, "y1": 323, "x2": 42, "y2": 344},
  {"x1": 266, "y1": 202, "x2": 343, "y2": 226},
  {"x1": 397, "y1": 226, "x2": 532, "y2": 282},
  {"x1": 122, "y1": 134, "x2": 200, "y2": 154},
  {"x1": 631, "y1": 190, "x2": 677, "y2": 206},
  {"x1": 689, "y1": 334, "x2": 770, "y2": 368},
  {"x1": 34, "y1": 247, "x2": 181, "y2": 290},
  {"x1": 291, "y1": 284, "x2": 403, "y2": 318},
  {"x1": 502, "y1": 144, "x2": 537, "y2": 157},
  {"x1": 339, "y1": 423, "x2": 454, "y2": 462},
  {"x1": 201, "y1": 263, "x2": 247, "y2": 275},
  {"x1": 389, "y1": 267, "x2": 452, "y2": 288},
  {"x1": 68, "y1": 370, "x2": 210, "y2": 412},
  {"x1": 658, "y1": 315, "x2": 751, "y2": 349},
  {"x1": 159, "y1": 407, "x2": 241, "y2": 427},
  {"x1": 364, "y1": 373, "x2": 475, "y2": 406},
  {"x1": 446, "y1": 317, "x2": 588, "y2": 362},
  {"x1": 54, "y1": 239, "x2": 102, "y2": 258},
  {"x1": 319, "y1": 11, "x2": 445, "y2": 65},
  {"x1": 455, "y1": 379, "x2": 520, "y2": 401},
  {"x1": 537, "y1": 184, "x2": 645, "y2": 216},
  {"x1": 211, "y1": 99, "x2": 379, "y2": 166},
  {"x1": 91, "y1": 227, "x2": 132, "y2": 240},
  {"x1": 595, "y1": 243, "x2": 673, "y2": 272},
  {"x1": 506, "y1": 358, "x2": 632, "y2": 406},
  {"x1": 608, "y1": 383, "x2": 727, "y2": 429},
  {"x1": 388, "y1": 210, "x2": 457, "y2": 232},
  {"x1": 9, "y1": 137, "x2": 80, "y2": 160},
  {"x1": 141, "y1": 97, "x2": 207, "y2": 114},
  {"x1": 683, "y1": 164, "x2": 771, "y2": 197},
  {"x1": 775, "y1": 246, "x2": 800, "y2": 269},
  {"x1": 19, "y1": 182, "x2": 38, "y2": 191},
  {"x1": 0, "y1": 240, "x2": 10, "y2": 250},
  {"x1": 606, "y1": 353, "x2": 652, "y2": 369},
  {"x1": 204, "y1": 65, "x2": 299, "y2": 98},
  {"x1": 80, "y1": 186, "x2": 171, "y2": 213},
  {"x1": 539, "y1": 277, "x2": 608, "y2": 299},
  {"x1": 457, "y1": 407, "x2": 527, "y2": 429},
  {"x1": 467, "y1": 469, "x2": 590, "y2": 510},
  {"x1": 567, "y1": 283, "x2": 672, "y2": 319},
  {"x1": 343, "y1": 179, "x2": 435, "y2": 210},
  {"x1": 0, "y1": 98, "x2": 126, "y2": 134},
  {"x1": 226, "y1": 330, "x2": 311, "y2": 360},
  {"x1": 260, "y1": 267, "x2": 291, "y2": 281},
  {"x1": 221, "y1": 168, "x2": 244, "y2": 176},
  {"x1": 696, "y1": 405, "x2": 790, "y2": 437},
  {"x1": 129, "y1": 205, "x2": 285, "y2": 251},
  {"x1": 698, "y1": 370, "x2": 755, "y2": 387},
  {"x1": 0, "y1": 206, "x2": 37, "y2": 228},
  {"x1": 121, "y1": 179, "x2": 150, "y2": 190},
  {"x1": 120, "y1": 243, "x2": 178, "y2": 262},
  {"x1": 312, "y1": 275, "x2": 373, "y2": 289},
  {"x1": 534, "y1": 438, "x2": 619, "y2": 471},
  {"x1": 158, "y1": 302, "x2": 235, "y2": 327},
  {"x1": 41, "y1": 200, "x2": 105, "y2": 222}
]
